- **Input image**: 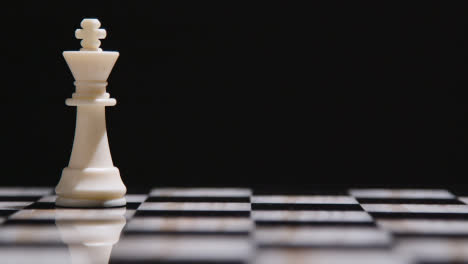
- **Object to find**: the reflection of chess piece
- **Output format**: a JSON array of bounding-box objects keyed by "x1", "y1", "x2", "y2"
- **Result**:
[
  {"x1": 55, "y1": 18, "x2": 126, "y2": 207},
  {"x1": 55, "y1": 208, "x2": 126, "y2": 264}
]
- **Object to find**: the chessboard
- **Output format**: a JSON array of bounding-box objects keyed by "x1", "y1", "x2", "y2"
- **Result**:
[{"x1": 0, "y1": 187, "x2": 468, "y2": 264}]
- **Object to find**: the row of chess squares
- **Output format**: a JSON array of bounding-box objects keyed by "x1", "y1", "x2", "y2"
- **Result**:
[{"x1": 1, "y1": 187, "x2": 468, "y2": 264}]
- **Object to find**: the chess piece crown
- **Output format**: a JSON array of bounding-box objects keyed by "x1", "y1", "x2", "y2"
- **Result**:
[
  {"x1": 76, "y1": 18, "x2": 107, "y2": 51},
  {"x1": 63, "y1": 18, "x2": 119, "y2": 106}
]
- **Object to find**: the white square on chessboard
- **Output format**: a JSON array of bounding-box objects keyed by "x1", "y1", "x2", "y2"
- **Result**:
[
  {"x1": 0, "y1": 248, "x2": 70, "y2": 264},
  {"x1": 252, "y1": 195, "x2": 358, "y2": 204},
  {"x1": 125, "y1": 194, "x2": 148, "y2": 203},
  {"x1": 126, "y1": 217, "x2": 253, "y2": 232},
  {"x1": 139, "y1": 202, "x2": 250, "y2": 211},
  {"x1": 255, "y1": 226, "x2": 391, "y2": 246},
  {"x1": 377, "y1": 219, "x2": 468, "y2": 234},
  {"x1": 349, "y1": 189, "x2": 454, "y2": 199},
  {"x1": 150, "y1": 188, "x2": 251, "y2": 197},
  {"x1": 395, "y1": 239, "x2": 468, "y2": 262},
  {"x1": 255, "y1": 249, "x2": 407, "y2": 264},
  {"x1": 361, "y1": 204, "x2": 468, "y2": 213},
  {"x1": 0, "y1": 226, "x2": 62, "y2": 243},
  {"x1": 0, "y1": 187, "x2": 53, "y2": 197},
  {"x1": 37, "y1": 195, "x2": 57, "y2": 202},
  {"x1": 459, "y1": 197, "x2": 468, "y2": 205},
  {"x1": 10, "y1": 208, "x2": 129, "y2": 220},
  {"x1": 111, "y1": 236, "x2": 253, "y2": 261},
  {"x1": 0, "y1": 201, "x2": 33, "y2": 210},
  {"x1": 252, "y1": 211, "x2": 373, "y2": 222}
]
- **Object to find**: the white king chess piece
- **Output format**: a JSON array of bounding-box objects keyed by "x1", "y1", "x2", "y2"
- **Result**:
[{"x1": 55, "y1": 18, "x2": 126, "y2": 207}]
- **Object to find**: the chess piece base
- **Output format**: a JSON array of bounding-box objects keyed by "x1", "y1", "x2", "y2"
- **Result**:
[
  {"x1": 55, "y1": 167, "x2": 126, "y2": 207},
  {"x1": 56, "y1": 196, "x2": 126, "y2": 207}
]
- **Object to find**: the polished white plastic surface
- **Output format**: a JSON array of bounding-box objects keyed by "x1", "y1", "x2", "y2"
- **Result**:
[{"x1": 55, "y1": 18, "x2": 126, "y2": 207}]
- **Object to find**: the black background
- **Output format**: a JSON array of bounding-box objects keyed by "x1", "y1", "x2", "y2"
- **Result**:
[{"x1": 0, "y1": 2, "x2": 466, "y2": 189}]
